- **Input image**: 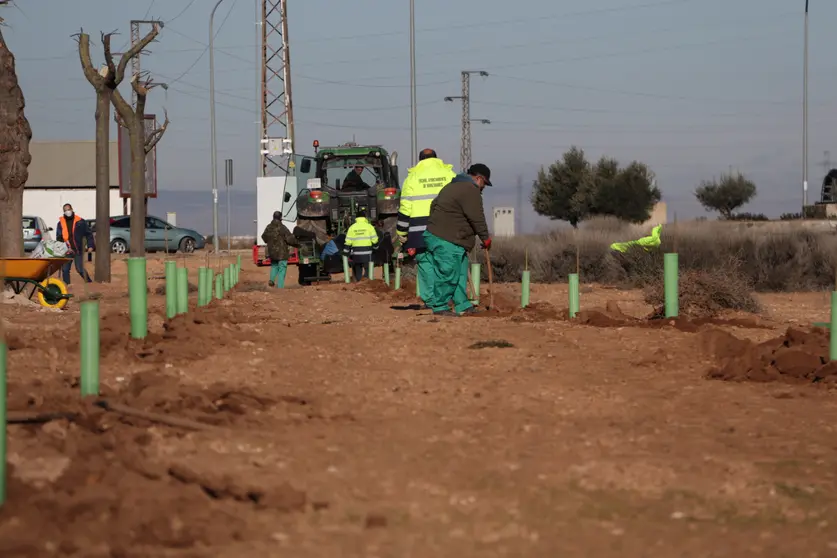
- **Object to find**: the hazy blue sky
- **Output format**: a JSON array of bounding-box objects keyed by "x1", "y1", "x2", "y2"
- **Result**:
[{"x1": 8, "y1": 0, "x2": 837, "y2": 232}]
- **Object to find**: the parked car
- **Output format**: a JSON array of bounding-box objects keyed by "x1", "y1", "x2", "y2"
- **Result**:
[
  {"x1": 89, "y1": 215, "x2": 206, "y2": 254},
  {"x1": 22, "y1": 216, "x2": 53, "y2": 252}
]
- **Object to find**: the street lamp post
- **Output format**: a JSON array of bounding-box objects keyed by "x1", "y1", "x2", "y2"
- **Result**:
[
  {"x1": 209, "y1": 0, "x2": 227, "y2": 253},
  {"x1": 803, "y1": 0, "x2": 809, "y2": 214}
]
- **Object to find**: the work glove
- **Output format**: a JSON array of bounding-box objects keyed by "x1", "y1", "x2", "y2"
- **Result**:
[{"x1": 482, "y1": 237, "x2": 492, "y2": 250}]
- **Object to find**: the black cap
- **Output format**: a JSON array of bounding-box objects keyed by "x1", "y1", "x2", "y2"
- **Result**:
[
  {"x1": 419, "y1": 148, "x2": 437, "y2": 161},
  {"x1": 468, "y1": 163, "x2": 492, "y2": 186},
  {"x1": 273, "y1": 211, "x2": 283, "y2": 220}
]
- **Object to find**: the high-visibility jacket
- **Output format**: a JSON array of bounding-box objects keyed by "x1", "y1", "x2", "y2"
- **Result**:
[
  {"x1": 610, "y1": 224, "x2": 662, "y2": 253},
  {"x1": 396, "y1": 157, "x2": 456, "y2": 252},
  {"x1": 343, "y1": 217, "x2": 379, "y2": 263}
]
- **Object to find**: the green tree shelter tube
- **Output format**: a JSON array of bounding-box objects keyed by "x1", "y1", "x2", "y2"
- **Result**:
[
  {"x1": 0, "y1": 342, "x2": 6, "y2": 506},
  {"x1": 470, "y1": 263, "x2": 481, "y2": 305},
  {"x1": 342, "y1": 256, "x2": 350, "y2": 283},
  {"x1": 223, "y1": 266, "x2": 231, "y2": 293},
  {"x1": 127, "y1": 257, "x2": 148, "y2": 338},
  {"x1": 568, "y1": 273, "x2": 579, "y2": 318},
  {"x1": 521, "y1": 270, "x2": 531, "y2": 308},
  {"x1": 165, "y1": 261, "x2": 177, "y2": 319},
  {"x1": 830, "y1": 292, "x2": 837, "y2": 360},
  {"x1": 176, "y1": 268, "x2": 188, "y2": 315},
  {"x1": 237, "y1": 254, "x2": 242, "y2": 272},
  {"x1": 198, "y1": 267, "x2": 208, "y2": 306},
  {"x1": 664, "y1": 253, "x2": 679, "y2": 318},
  {"x1": 394, "y1": 266, "x2": 401, "y2": 290},
  {"x1": 80, "y1": 300, "x2": 100, "y2": 396},
  {"x1": 215, "y1": 273, "x2": 223, "y2": 300},
  {"x1": 368, "y1": 261, "x2": 374, "y2": 281},
  {"x1": 416, "y1": 272, "x2": 420, "y2": 297},
  {"x1": 384, "y1": 263, "x2": 390, "y2": 286}
]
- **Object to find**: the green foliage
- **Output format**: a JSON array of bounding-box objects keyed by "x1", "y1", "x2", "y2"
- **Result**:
[
  {"x1": 531, "y1": 146, "x2": 661, "y2": 227},
  {"x1": 694, "y1": 172, "x2": 757, "y2": 219}
]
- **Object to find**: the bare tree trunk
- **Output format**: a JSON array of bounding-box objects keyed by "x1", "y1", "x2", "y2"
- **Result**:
[
  {"x1": 0, "y1": 27, "x2": 32, "y2": 258},
  {"x1": 94, "y1": 90, "x2": 111, "y2": 279},
  {"x1": 129, "y1": 113, "x2": 146, "y2": 256}
]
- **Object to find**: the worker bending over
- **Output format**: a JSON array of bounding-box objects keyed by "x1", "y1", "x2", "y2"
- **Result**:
[
  {"x1": 396, "y1": 148, "x2": 456, "y2": 307},
  {"x1": 423, "y1": 164, "x2": 492, "y2": 317},
  {"x1": 343, "y1": 215, "x2": 379, "y2": 282},
  {"x1": 261, "y1": 210, "x2": 300, "y2": 288}
]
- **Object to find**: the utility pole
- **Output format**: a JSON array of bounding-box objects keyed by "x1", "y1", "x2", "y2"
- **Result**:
[
  {"x1": 516, "y1": 175, "x2": 523, "y2": 235},
  {"x1": 803, "y1": 0, "x2": 809, "y2": 214},
  {"x1": 409, "y1": 0, "x2": 417, "y2": 167},
  {"x1": 444, "y1": 70, "x2": 488, "y2": 171},
  {"x1": 261, "y1": 0, "x2": 294, "y2": 177}
]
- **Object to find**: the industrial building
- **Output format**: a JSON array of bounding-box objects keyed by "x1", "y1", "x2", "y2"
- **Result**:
[
  {"x1": 24, "y1": 140, "x2": 123, "y2": 224},
  {"x1": 493, "y1": 206, "x2": 515, "y2": 236}
]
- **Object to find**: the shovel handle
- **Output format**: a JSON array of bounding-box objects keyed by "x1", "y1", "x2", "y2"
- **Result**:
[{"x1": 484, "y1": 248, "x2": 494, "y2": 309}]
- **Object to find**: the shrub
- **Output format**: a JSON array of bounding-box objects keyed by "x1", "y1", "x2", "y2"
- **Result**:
[
  {"x1": 486, "y1": 221, "x2": 837, "y2": 292},
  {"x1": 643, "y1": 262, "x2": 761, "y2": 318}
]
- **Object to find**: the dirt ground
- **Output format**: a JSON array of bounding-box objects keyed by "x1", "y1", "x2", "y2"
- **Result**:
[{"x1": 2, "y1": 252, "x2": 837, "y2": 557}]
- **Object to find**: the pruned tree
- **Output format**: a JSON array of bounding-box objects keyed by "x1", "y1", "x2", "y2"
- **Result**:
[
  {"x1": 695, "y1": 172, "x2": 757, "y2": 219},
  {"x1": 531, "y1": 146, "x2": 660, "y2": 227},
  {"x1": 76, "y1": 29, "x2": 155, "y2": 280},
  {"x1": 106, "y1": 22, "x2": 169, "y2": 257},
  {"x1": 0, "y1": 11, "x2": 32, "y2": 258}
]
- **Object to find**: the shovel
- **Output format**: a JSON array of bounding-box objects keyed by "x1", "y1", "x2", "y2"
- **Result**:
[{"x1": 484, "y1": 248, "x2": 494, "y2": 310}]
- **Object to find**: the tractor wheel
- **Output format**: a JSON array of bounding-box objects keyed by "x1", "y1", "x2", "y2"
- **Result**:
[
  {"x1": 378, "y1": 215, "x2": 398, "y2": 240},
  {"x1": 296, "y1": 219, "x2": 330, "y2": 245},
  {"x1": 37, "y1": 277, "x2": 68, "y2": 309}
]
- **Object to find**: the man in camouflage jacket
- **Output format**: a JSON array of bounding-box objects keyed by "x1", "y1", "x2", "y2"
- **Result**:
[{"x1": 261, "y1": 211, "x2": 300, "y2": 288}]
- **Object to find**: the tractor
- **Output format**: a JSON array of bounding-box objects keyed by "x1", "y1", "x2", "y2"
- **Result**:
[{"x1": 291, "y1": 142, "x2": 401, "y2": 285}]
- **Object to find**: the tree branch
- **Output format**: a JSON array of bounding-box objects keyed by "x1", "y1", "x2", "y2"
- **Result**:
[
  {"x1": 74, "y1": 30, "x2": 106, "y2": 90},
  {"x1": 145, "y1": 109, "x2": 169, "y2": 153},
  {"x1": 111, "y1": 85, "x2": 134, "y2": 127},
  {"x1": 114, "y1": 22, "x2": 163, "y2": 84},
  {"x1": 101, "y1": 31, "x2": 118, "y2": 87}
]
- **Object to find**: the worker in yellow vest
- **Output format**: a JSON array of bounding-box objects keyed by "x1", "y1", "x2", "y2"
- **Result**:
[
  {"x1": 343, "y1": 215, "x2": 379, "y2": 282},
  {"x1": 396, "y1": 148, "x2": 456, "y2": 305}
]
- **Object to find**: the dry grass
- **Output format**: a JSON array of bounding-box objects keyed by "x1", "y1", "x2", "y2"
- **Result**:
[
  {"x1": 643, "y1": 264, "x2": 762, "y2": 318},
  {"x1": 488, "y1": 219, "x2": 837, "y2": 293}
]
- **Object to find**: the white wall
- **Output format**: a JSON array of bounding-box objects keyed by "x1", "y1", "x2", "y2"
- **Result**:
[{"x1": 23, "y1": 188, "x2": 124, "y2": 226}]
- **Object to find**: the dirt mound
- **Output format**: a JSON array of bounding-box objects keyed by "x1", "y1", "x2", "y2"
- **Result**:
[
  {"x1": 644, "y1": 267, "x2": 761, "y2": 318},
  {"x1": 705, "y1": 327, "x2": 837, "y2": 385},
  {"x1": 571, "y1": 302, "x2": 768, "y2": 332},
  {"x1": 11, "y1": 305, "x2": 255, "y2": 365},
  {"x1": 0, "y1": 372, "x2": 312, "y2": 555}
]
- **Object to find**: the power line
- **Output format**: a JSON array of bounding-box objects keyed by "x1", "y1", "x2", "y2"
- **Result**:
[
  {"x1": 165, "y1": 0, "x2": 240, "y2": 85},
  {"x1": 167, "y1": 0, "x2": 198, "y2": 23}
]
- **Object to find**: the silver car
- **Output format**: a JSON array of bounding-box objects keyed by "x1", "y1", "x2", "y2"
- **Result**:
[{"x1": 22, "y1": 216, "x2": 53, "y2": 252}]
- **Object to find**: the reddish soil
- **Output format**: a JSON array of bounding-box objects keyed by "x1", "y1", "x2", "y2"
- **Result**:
[
  {"x1": 705, "y1": 326, "x2": 837, "y2": 385},
  {"x1": 2, "y1": 254, "x2": 837, "y2": 557}
]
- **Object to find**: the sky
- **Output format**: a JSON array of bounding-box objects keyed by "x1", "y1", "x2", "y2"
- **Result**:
[{"x1": 7, "y1": 0, "x2": 837, "y2": 234}]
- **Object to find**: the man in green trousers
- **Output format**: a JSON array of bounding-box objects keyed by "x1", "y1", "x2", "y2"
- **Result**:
[{"x1": 423, "y1": 164, "x2": 492, "y2": 317}]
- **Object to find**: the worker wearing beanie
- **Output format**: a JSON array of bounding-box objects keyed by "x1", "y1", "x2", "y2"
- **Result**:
[
  {"x1": 261, "y1": 210, "x2": 300, "y2": 288},
  {"x1": 396, "y1": 148, "x2": 456, "y2": 306},
  {"x1": 423, "y1": 163, "x2": 492, "y2": 316}
]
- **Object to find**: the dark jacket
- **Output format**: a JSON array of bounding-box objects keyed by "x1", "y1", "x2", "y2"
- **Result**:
[
  {"x1": 56, "y1": 215, "x2": 94, "y2": 253},
  {"x1": 261, "y1": 219, "x2": 300, "y2": 262},
  {"x1": 426, "y1": 174, "x2": 490, "y2": 251}
]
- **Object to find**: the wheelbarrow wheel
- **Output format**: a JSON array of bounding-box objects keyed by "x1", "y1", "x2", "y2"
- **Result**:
[{"x1": 37, "y1": 277, "x2": 68, "y2": 309}]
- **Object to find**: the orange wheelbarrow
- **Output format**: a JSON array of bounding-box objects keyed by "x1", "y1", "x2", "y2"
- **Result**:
[{"x1": 0, "y1": 258, "x2": 73, "y2": 309}]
